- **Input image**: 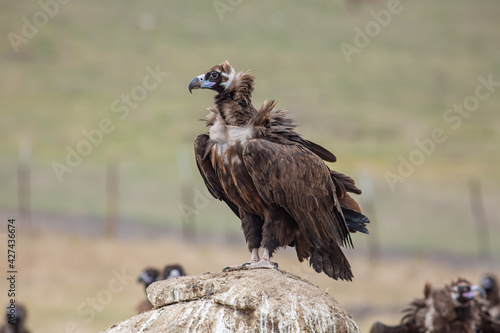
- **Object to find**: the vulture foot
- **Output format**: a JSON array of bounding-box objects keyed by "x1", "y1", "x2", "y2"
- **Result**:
[
  {"x1": 222, "y1": 260, "x2": 279, "y2": 272},
  {"x1": 243, "y1": 259, "x2": 279, "y2": 270},
  {"x1": 222, "y1": 264, "x2": 250, "y2": 272}
]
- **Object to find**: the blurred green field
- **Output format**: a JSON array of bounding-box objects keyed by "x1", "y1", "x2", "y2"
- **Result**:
[{"x1": 1, "y1": 3, "x2": 500, "y2": 330}]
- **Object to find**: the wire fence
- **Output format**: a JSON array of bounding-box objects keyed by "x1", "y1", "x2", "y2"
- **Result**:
[{"x1": 2, "y1": 142, "x2": 498, "y2": 260}]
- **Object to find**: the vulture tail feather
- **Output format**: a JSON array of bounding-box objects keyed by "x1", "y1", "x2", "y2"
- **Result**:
[
  {"x1": 309, "y1": 247, "x2": 353, "y2": 281},
  {"x1": 342, "y1": 208, "x2": 370, "y2": 234}
]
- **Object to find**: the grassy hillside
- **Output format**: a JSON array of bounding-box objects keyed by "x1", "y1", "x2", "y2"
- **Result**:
[{"x1": 1, "y1": 0, "x2": 500, "y2": 254}]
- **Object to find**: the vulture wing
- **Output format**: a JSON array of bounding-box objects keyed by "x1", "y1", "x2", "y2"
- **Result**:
[
  {"x1": 304, "y1": 139, "x2": 337, "y2": 162},
  {"x1": 243, "y1": 139, "x2": 354, "y2": 280},
  {"x1": 194, "y1": 134, "x2": 240, "y2": 218}
]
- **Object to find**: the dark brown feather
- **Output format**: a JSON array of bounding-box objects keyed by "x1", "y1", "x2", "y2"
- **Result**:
[
  {"x1": 242, "y1": 139, "x2": 354, "y2": 279},
  {"x1": 369, "y1": 322, "x2": 410, "y2": 333},
  {"x1": 194, "y1": 134, "x2": 240, "y2": 218}
]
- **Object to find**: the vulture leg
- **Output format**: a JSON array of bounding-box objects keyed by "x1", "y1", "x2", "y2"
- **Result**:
[
  {"x1": 249, "y1": 248, "x2": 260, "y2": 262},
  {"x1": 240, "y1": 211, "x2": 290, "y2": 270},
  {"x1": 242, "y1": 249, "x2": 279, "y2": 269},
  {"x1": 223, "y1": 212, "x2": 267, "y2": 271}
]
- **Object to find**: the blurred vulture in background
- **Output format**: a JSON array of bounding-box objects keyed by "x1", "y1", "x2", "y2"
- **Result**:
[
  {"x1": 162, "y1": 264, "x2": 186, "y2": 280},
  {"x1": 136, "y1": 265, "x2": 186, "y2": 314},
  {"x1": 136, "y1": 267, "x2": 161, "y2": 314},
  {"x1": 370, "y1": 278, "x2": 500, "y2": 333},
  {"x1": 482, "y1": 274, "x2": 500, "y2": 321},
  {"x1": 1, "y1": 303, "x2": 29, "y2": 333},
  {"x1": 137, "y1": 267, "x2": 161, "y2": 291}
]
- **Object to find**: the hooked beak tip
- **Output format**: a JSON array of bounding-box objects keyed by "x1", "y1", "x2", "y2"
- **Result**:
[{"x1": 188, "y1": 77, "x2": 201, "y2": 94}]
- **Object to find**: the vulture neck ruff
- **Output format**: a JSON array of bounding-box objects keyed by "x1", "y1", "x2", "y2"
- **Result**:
[
  {"x1": 220, "y1": 67, "x2": 235, "y2": 90},
  {"x1": 213, "y1": 71, "x2": 255, "y2": 126},
  {"x1": 207, "y1": 70, "x2": 257, "y2": 163},
  {"x1": 209, "y1": 116, "x2": 254, "y2": 164}
]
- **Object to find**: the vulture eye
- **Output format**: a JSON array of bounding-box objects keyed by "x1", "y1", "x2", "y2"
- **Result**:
[{"x1": 210, "y1": 71, "x2": 220, "y2": 80}]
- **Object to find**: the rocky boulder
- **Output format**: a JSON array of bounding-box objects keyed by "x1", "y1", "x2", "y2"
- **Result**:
[{"x1": 101, "y1": 268, "x2": 359, "y2": 333}]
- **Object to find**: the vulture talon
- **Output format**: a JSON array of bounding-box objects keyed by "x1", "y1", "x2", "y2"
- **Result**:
[{"x1": 222, "y1": 264, "x2": 248, "y2": 272}]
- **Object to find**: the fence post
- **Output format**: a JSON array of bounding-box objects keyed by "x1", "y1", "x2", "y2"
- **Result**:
[
  {"x1": 105, "y1": 159, "x2": 119, "y2": 238},
  {"x1": 358, "y1": 168, "x2": 379, "y2": 260},
  {"x1": 177, "y1": 147, "x2": 195, "y2": 241},
  {"x1": 17, "y1": 140, "x2": 31, "y2": 231},
  {"x1": 468, "y1": 179, "x2": 490, "y2": 259}
]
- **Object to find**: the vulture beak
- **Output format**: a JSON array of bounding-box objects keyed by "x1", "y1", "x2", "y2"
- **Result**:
[
  {"x1": 470, "y1": 284, "x2": 486, "y2": 298},
  {"x1": 137, "y1": 271, "x2": 152, "y2": 284},
  {"x1": 189, "y1": 74, "x2": 215, "y2": 93},
  {"x1": 452, "y1": 284, "x2": 481, "y2": 303},
  {"x1": 166, "y1": 269, "x2": 182, "y2": 279}
]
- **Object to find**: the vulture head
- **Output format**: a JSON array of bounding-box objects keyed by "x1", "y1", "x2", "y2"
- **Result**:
[
  {"x1": 188, "y1": 61, "x2": 235, "y2": 94},
  {"x1": 162, "y1": 264, "x2": 186, "y2": 280},
  {"x1": 450, "y1": 278, "x2": 481, "y2": 306},
  {"x1": 3, "y1": 303, "x2": 27, "y2": 329},
  {"x1": 137, "y1": 267, "x2": 160, "y2": 290},
  {"x1": 481, "y1": 274, "x2": 498, "y2": 299}
]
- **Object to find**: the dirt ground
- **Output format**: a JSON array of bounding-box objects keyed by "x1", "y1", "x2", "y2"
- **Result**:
[{"x1": 3, "y1": 230, "x2": 498, "y2": 333}]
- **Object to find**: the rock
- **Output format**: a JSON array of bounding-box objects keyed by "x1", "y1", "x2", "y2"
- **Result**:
[{"x1": 101, "y1": 268, "x2": 359, "y2": 333}]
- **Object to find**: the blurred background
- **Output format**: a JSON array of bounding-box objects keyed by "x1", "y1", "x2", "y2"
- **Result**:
[{"x1": 1, "y1": 0, "x2": 499, "y2": 331}]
